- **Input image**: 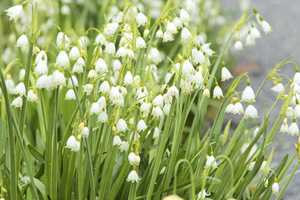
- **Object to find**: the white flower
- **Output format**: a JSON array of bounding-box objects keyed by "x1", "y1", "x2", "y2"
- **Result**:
[
  {"x1": 127, "y1": 170, "x2": 140, "y2": 183},
  {"x1": 246, "y1": 34, "x2": 255, "y2": 46},
  {"x1": 168, "y1": 86, "x2": 179, "y2": 99},
  {"x1": 65, "y1": 89, "x2": 76, "y2": 100},
  {"x1": 95, "y1": 58, "x2": 107, "y2": 73},
  {"x1": 119, "y1": 140, "x2": 129, "y2": 151},
  {"x1": 233, "y1": 102, "x2": 244, "y2": 114},
  {"x1": 225, "y1": 102, "x2": 234, "y2": 114},
  {"x1": 185, "y1": 0, "x2": 197, "y2": 13},
  {"x1": 272, "y1": 182, "x2": 279, "y2": 195},
  {"x1": 152, "y1": 106, "x2": 163, "y2": 118},
  {"x1": 205, "y1": 156, "x2": 217, "y2": 169},
  {"x1": 173, "y1": 17, "x2": 183, "y2": 29},
  {"x1": 244, "y1": 104, "x2": 259, "y2": 119},
  {"x1": 83, "y1": 84, "x2": 93, "y2": 95},
  {"x1": 152, "y1": 95, "x2": 163, "y2": 108},
  {"x1": 137, "y1": 120, "x2": 147, "y2": 132},
  {"x1": 72, "y1": 63, "x2": 83, "y2": 73},
  {"x1": 136, "y1": 12, "x2": 147, "y2": 27},
  {"x1": 104, "y1": 42, "x2": 116, "y2": 55},
  {"x1": 95, "y1": 33, "x2": 107, "y2": 45},
  {"x1": 197, "y1": 190, "x2": 210, "y2": 200},
  {"x1": 126, "y1": 49, "x2": 135, "y2": 59},
  {"x1": 201, "y1": 43, "x2": 214, "y2": 56},
  {"x1": 163, "y1": 31, "x2": 174, "y2": 42},
  {"x1": 116, "y1": 46, "x2": 126, "y2": 58},
  {"x1": 203, "y1": 88, "x2": 210, "y2": 97},
  {"x1": 250, "y1": 26, "x2": 261, "y2": 39},
  {"x1": 113, "y1": 135, "x2": 122, "y2": 146},
  {"x1": 13, "y1": 82, "x2": 26, "y2": 96},
  {"x1": 149, "y1": 48, "x2": 163, "y2": 64},
  {"x1": 35, "y1": 61, "x2": 48, "y2": 75},
  {"x1": 153, "y1": 127, "x2": 161, "y2": 139},
  {"x1": 286, "y1": 106, "x2": 294, "y2": 119},
  {"x1": 110, "y1": 87, "x2": 124, "y2": 106},
  {"x1": 81, "y1": 127, "x2": 89, "y2": 137},
  {"x1": 98, "y1": 111, "x2": 108, "y2": 123},
  {"x1": 124, "y1": 71, "x2": 133, "y2": 86},
  {"x1": 5, "y1": 5, "x2": 23, "y2": 21},
  {"x1": 27, "y1": 90, "x2": 37, "y2": 102},
  {"x1": 234, "y1": 40, "x2": 243, "y2": 50},
  {"x1": 180, "y1": 9, "x2": 190, "y2": 23},
  {"x1": 163, "y1": 103, "x2": 171, "y2": 116},
  {"x1": 104, "y1": 23, "x2": 119, "y2": 36},
  {"x1": 36, "y1": 75, "x2": 51, "y2": 89},
  {"x1": 90, "y1": 102, "x2": 101, "y2": 115},
  {"x1": 221, "y1": 67, "x2": 233, "y2": 81},
  {"x1": 128, "y1": 152, "x2": 136, "y2": 165},
  {"x1": 5, "y1": 77, "x2": 15, "y2": 94},
  {"x1": 140, "y1": 102, "x2": 150, "y2": 116},
  {"x1": 68, "y1": 75, "x2": 78, "y2": 88},
  {"x1": 156, "y1": 29, "x2": 163, "y2": 38},
  {"x1": 248, "y1": 162, "x2": 256, "y2": 171},
  {"x1": 35, "y1": 50, "x2": 47, "y2": 64},
  {"x1": 88, "y1": 70, "x2": 97, "y2": 79},
  {"x1": 181, "y1": 28, "x2": 192, "y2": 41},
  {"x1": 55, "y1": 51, "x2": 70, "y2": 69},
  {"x1": 192, "y1": 48, "x2": 205, "y2": 65},
  {"x1": 117, "y1": 119, "x2": 127, "y2": 133},
  {"x1": 271, "y1": 83, "x2": 284, "y2": 93},
  {"x1": 261, "y1": 20, "x2": 272, "y2": 34},
  {"x1": 78, "y1": 36, "x2": 89, "y2": 49},
  {"x1": 11, "y1": 96, "x2": 23, "y2": 108},
  {"x1": 289, "y1": 121, "x2": 299, "y2": 136},
  {"x1": 294, "y1": 104, "x2": 300, "y2": 118},
  {"x1": 99, "y1": 81, "x2": 110, "y2": 93},
  {"x1": 213, "y1": 86, "x2": 223, "y2": 99},
  {"x1": 66, "y1": 135, "x2": 80, "y2": 152},
  {"x1": 166, "y1": 21, "x2": 177, "y2": 34},
  {"x1": 293, "y1": 72, "x2": 300, "y2": 85},
  {"x1": 56, "y1": 32, "x2": 70, "y2": 50},
  {"x1": 241, "y1": 85, "x2": 256, "y2": 102},
  {"x1": 280, "y1": 117, "x2": 289, "y2": 134},
  {"x1": 136, "y1": 37, "x2": 146, "y2": 48},
  {"x1": 16, "y1": 34, "x2": 28, "y2": 48},
  {"x1": 52, "y1": 70, "x2": 66, "y2": 87}
]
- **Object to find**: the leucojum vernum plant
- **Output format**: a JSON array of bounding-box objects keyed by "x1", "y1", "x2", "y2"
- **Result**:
[{"x1": 0, "y1": 0, "x2": 299, "y2": 199}]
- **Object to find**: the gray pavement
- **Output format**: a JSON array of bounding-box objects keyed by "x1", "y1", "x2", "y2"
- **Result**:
[{"x1": 224, "y1": 0, "x2": 300, "y2": 199}]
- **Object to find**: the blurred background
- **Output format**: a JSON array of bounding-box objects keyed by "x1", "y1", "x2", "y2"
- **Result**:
[{"x1": 225, "y1": 0, "x2": 300, "y2": 199}]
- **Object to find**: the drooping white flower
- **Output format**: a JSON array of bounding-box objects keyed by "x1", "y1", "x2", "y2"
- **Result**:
[
  {"x1": 56, "y1": 32, "x2": 70, "y2": 50},
  {"x1": 66, "y1": 135, "x2": 80, "y2": 152},
  {"x1": 72, "y1": 63, "x2": 83, "y2": 73},
  {"x1": 163, "y1": 103, "x2": 171, "y2": 116},
  {"x1": 234, "y1": 40, "x2": 243, "y2": 50},
  {"x1": 69, "y1": 46, "x2": 80, "y2": 61},
  {"x1": 272, "y1": 182, "x2": 279, "y2": 195},
  {"x1": 152, "y1": 94, "x2": 163, "y2": 108},
  {"x1": 83, "y1": 84, "x2": 93, "y2": 95},
  {"x1": 35, "y1": 50, "x2": 47, "y2": 64},
  {"x1": 205, "y1": 156, "x2": 217, "y2": 169},
  {"x1": 120, "y1": 140, "x2": 129, "y2": 152},
  {"x1": 99, "y1": 81, "x2": 110, "y2": 93},
  {"x1": 246, "y1": 33, "x2": 255, "y2": 46},
  {"x1": 280, "y1": 117, "x2": 289, "y2": 134},
  {"x1": 221, "y1": 67, "x2": 233, "y2": 81},
  {"x1": 95, "y1": 58, "x2": 107, "y2": 73},
  {"x1": 156, "y1": 29, "x2": 163, "y2": 38},
  {"x1": 181, "y1": 27, "x2": 192, "y2": 41},
  {"x1": 248, "y1": 162, "x2": 256, "y2": 171},
  {"x1": 113, "y1": 135, "x2": 122, "y2": 146},
  {"x1": 35, "y1": 61, "x2": 48, "y2": 75},
  {"x1": 289, "y1": 121, "x2": 299, "y2": 136},
  {"x1": 225, "y1": 102, "x2": 234, "y2": 114},
  {"x1": 180, "y1": 9, "x2": 190, "y2": 23},
  {"x1": 5, "y1": 5, "x2": 23, "y2": 21},
  {"x1": 192, "y1": 48, "x2": 205, "y2": 65},
  {"x1": 117, "y1": 119, "x2": 127, "y2": 133},
  {"x1": 68, "y1": 75, "x2": 78, "y2": 88},
  {"x1": 173, "y1": 17, "x2": 183, "y2": 29},
  {"x1": 271, "y1": 82, "x2": 284, "y2": 93},
  {"x1": 5, "y1": 77, "x2": 15, "y2": 94},
  {"x1": 168, "y1": 86, "x2": 179, "y2": 99},
  {"x1": 52, "y1": 70, "x2": 66, "y2": 87},
  {"x1": 203, "y1": 88, "x2": 210, "y2": 97},
  {"x1": 136, "y1": 37, "x2": 146, "y2": 48},
  {"x1": 286, "y1": 106, "x2": 294, "y2": 119},
  {"x1": 127, "y1": 170, "x2": 140, "y2": 183},
  {"x1": 13, "y1": 82, "x2": 26, "y2": 96},
  {"x1": 136, "y1": 12, "x2": 147, "y2": 27},
  {"x1": 153, "y1": 127, "x2": 161, "y2": 139},
  {"x1": 250, "y1": 26, "x2": 261, "y2": 39},
  {"x1": 104, "y1": 42, "x2": 116, "y2": 55},
  {"x1": 201, "y1": 43, "x2": 214, "y2": 56},
  {"x1": 152, "y1": 106, "x2": 163, "y2": 118},
  {"x1": 160, "y1": 166, "x2": 166, "y2": 175},
  {"x1": 90, "y1": 102, "x2": 101, "y2": 115},
  {"x1": 128, "y1": 152, "x2": 137, "y2": 165},
  {"x1": 16, "y1": 34, "x2": 28, "y2": 49},
  {"x1": 78, "y1": 36, "x2": 89, "y2": 49},
  {"x1": 244, "y1": 104, "x2": 259, "y2": 119},
  {"x1": 166, "y1": 21, "x2": 177, "y2": 34},
  {"x1": 27, "y1": 89, "x2": 37, "y2": 102},
  {"x1": 233, "y1": 102, "x2": 244, "y2": 114},
  {"x1": 241, "y1": 85, "x2": 256, "y2": 102},
  {"x1": 87, "y1": 69, "x2": 97, "y2": 79},
  {"x1": 81, "y1": 127, "x2": 89, "y2": 137},
  {"x1": 55, "y1": 51, "x2": 70, "y2": 69},
  {"x1": 97, "y1": 111, "x2": 108, "y2": 123},
  {"x1": 261, "y1": 20, "x2": 272, "y2": 34},
  {"x1": 103, "y1": 23, "x2": 119, "y2": 36},
  {"x1": 213, "y1": 85, "x2": 223, "y2": 99},
  {"x1": 65, "y1": 89, "x2": 76, "y2": 100},
  {"x1": 124, "y1": 71, "x2": 133, "y2": 86},
  {"x1": 95, "y1": 33, "x2": 107, "y2": 45},
  {"x1": 197, "y1": 189, "x2": 210, "y2": 200},
  {"x1": 137, "y1": 119, "x2": 147, "y2": 132},
  {"x1": 11, "y1": 96, "x2": 23, "y2": 108},
  {"x1": 36, "y1": 75, "x2": 51, "y2": 89}
]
